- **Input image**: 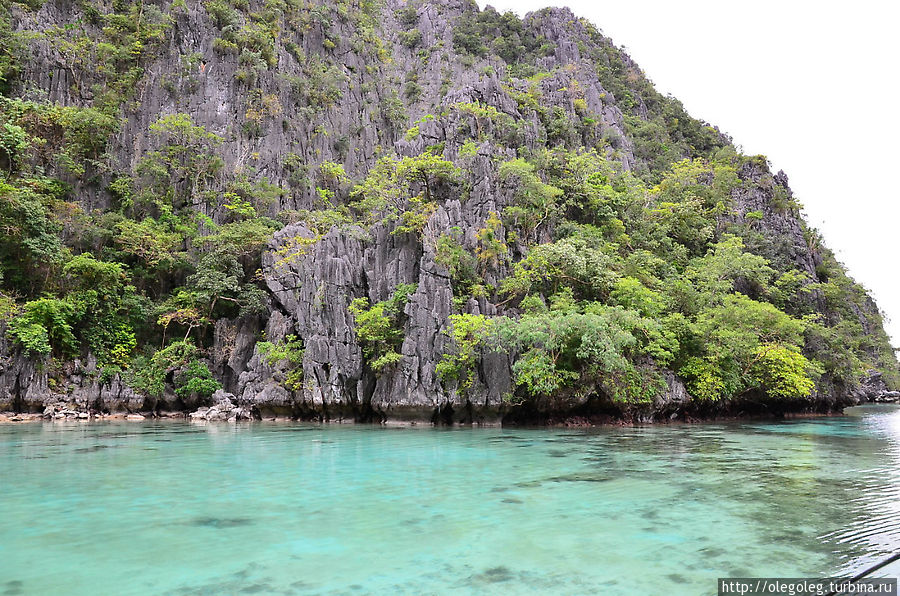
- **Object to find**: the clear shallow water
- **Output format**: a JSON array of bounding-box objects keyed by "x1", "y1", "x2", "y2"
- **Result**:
[{"x1": 2, "y1": 407, "x2": 900, "y2": 595}]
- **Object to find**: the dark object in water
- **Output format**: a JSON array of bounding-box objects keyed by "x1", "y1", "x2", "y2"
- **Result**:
[{"x1": 190, "y1": 517, "x2": 255, "y2": 529}]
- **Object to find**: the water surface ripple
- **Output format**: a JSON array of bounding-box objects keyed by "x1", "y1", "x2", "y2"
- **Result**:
[{"x1": 2, "y1": 405, "x2": 900, "y2": 594}]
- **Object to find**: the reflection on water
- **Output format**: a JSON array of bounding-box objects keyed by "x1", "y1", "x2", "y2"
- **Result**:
[{"x1": 1, "y1": 406, "x2": 900, "y2": 595}]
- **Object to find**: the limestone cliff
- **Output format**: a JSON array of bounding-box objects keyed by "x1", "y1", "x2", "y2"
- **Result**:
[{"x1": 0, "y1": 0, "x2": 895, "y2": 422}]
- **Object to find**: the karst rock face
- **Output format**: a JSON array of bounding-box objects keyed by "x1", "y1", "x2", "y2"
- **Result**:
[{"x1": 0, "y1": 0, "x2": 895, "y2": 422}]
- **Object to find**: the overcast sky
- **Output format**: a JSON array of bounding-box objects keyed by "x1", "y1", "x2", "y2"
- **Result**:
[{"x1": 477, "y1": 0, "x2": 900, "y2": 344}]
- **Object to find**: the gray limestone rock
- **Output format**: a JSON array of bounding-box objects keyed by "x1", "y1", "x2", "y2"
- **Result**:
[{"x1": 189, "y1": 389, "x2": 253, "y2": 421}]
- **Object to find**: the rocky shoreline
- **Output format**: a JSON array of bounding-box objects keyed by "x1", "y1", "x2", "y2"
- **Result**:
[{"x1": 2, "y1": 387, "x2": 897, "y2": 426}]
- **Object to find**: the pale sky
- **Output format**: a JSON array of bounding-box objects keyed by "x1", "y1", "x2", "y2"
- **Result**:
[{"x1": 477, "y1": 0, "x2": 900, "y2": 345}]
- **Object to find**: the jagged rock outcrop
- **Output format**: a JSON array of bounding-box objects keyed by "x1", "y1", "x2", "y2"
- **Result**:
[
  {"x1": 0, "y1": 340, "x2": 145, "y2": 414},
  {"x1": 0, "y1": 326, "x2": 47, "y2": 412},
  {"x1": 189, "y1": 389, "x2": 254, "y2": 421}
]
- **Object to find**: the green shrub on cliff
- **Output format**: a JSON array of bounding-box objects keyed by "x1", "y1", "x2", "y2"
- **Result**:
[
  {"x1": 499, "y1": 157, "x2": 564, "y2": 242},
  {"x1": 748, "y1": 344, "x2": 817, "y2": 400},
  {"x1": 257, "y1": 334, "x2": 305, "y2": 392},
  {"x1": 349, "y1": 284, "x2": 417, "y2": 372},
  {"x1": 493, "y1": 298, "x2": 673, "y2": 404},
  {"x1": 126, "y1": 340, "x2": 218, "y2": 399},
  {"x1": 350, "y1": 152, "x2": 461, "y2": 228},
  {"x1": 174, "y1": 360, "x2": 222, "y2": 400},
  {"x1": 434, "y1": 229, "x2": 478, "y2": 297},
  {"x1": 7, "y1": 315, "x2": 51, "y2": 357},
  {"x1": 436, "y1": 314, "x2": 493, "y2": 395},
  {"x1": 0, "y1": 178, "x2": 66, "y2": 293},
  {"x1": 7, "y1": 298, "x2": 77, "y2": 358},
  {"x1": 678, "y1": 295, "x2": 815, "y2": 401}
]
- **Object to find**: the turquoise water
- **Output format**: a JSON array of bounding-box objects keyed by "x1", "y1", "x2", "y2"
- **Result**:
[{"x1": 2, "y1": 407, "x2": 900, "y2": 595}]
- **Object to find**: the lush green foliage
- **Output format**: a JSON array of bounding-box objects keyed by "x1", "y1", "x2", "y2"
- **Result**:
[
  {"x1": 491, "y1": 294, "x2": 675, "y2": 403},
  {"x1": 350, "y1": 151, "x2": 461, "y2": 233},
  {"x1": 349, "y1": 284, "x2": 417, "y2": 372},
  {"x1": 174, "y1": 360, "x2": 222, "y2": 400},
  {"x1": 257, "y1": 334, "x2": 305, "y2": 392},
  {"x1": 452, "y1": 6, "x2": 551, "y2": 65},
  {"x1": 0, "y1": 16, "x2": 279, "y2": 398},
  {"x1": 434, "y1": 144, "x2": 896, "y2": 405},
  {"x1": 7, "y1": 298, "x2": 76, "y2": 357},
  {"x1": 436, "y1": 314, "x2": 493, "y2": 394},
  {"x1": 126, "y1": 340, "x2": 218, "y2": 400}
]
